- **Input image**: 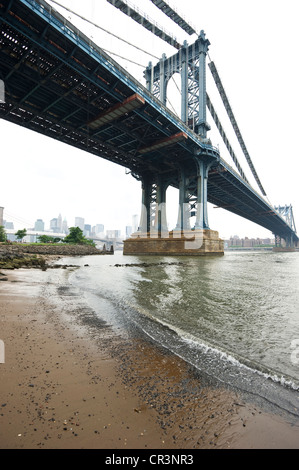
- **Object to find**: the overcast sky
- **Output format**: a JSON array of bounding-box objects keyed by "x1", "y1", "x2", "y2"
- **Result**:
[{"x1": 1, "y1": 0, "x2": 298, "y2": 239}]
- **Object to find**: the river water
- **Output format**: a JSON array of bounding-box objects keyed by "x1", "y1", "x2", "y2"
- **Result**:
[{"x1": 66, "y1": 250, "x2": 299, "y2": 417}]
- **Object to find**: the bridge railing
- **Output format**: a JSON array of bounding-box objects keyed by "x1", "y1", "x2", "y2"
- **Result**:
[{"x1": 217, "y1": 159, "x2": 298, "y2": 236}]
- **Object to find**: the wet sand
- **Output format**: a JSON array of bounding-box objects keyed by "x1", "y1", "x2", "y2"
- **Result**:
[{"x1": 0, "y1": 267, "x2": 299, "y2": 450}]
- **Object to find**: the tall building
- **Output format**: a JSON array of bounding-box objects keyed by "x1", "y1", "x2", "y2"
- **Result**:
[
  {"x1": 84, "y1": 224, "x2": 91, "y2": 236},
  {"x1": 34, "y1": 219, "x2": 45, "y2": 231},
  {"x1": 132, "y1": 214, "x2": 138, "y2": 233},
  {"x1": 62, "y1": 217, "x2": 68, "y2": 234},
  {"x1": 75, "y1": 217, "x2": 84, "y2": 231},
  {"x1": 126, "y1": 226, "x2": 132, "y2": 238},
  {"x1": 57, "y1": 213, "x2": 62, "y2": 232},
  {"x1": 50, "y1": 218, "x2": 60, "y2": 233},
  {"x1": 95, "y1": 224, "x2": 104, "y2": 234},
  {"x1": 50, "y1": 214, "x2": 65, "y2": 233},
  {"x1": 4, "y1": 221, "x2": 14, "y2": 230},
  {"x1": 0, "y1": 207, "x2": 4, "y2": 227}
]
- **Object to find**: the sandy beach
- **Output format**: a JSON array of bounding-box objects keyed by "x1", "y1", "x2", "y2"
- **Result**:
[{"x1": 0, "y1": 264, "x2": 299, "y2": 450}]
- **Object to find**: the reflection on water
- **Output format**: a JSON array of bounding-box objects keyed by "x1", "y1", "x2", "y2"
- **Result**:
[
  {"x1": 68, "y1": 251, "x2": 299, "y2": 412},
  {"x1": 128, "y1": 252, "x2": 299, "y2": 384}
]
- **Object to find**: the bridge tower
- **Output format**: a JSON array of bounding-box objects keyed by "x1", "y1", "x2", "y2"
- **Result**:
[
  {"x1": 145, "y1": 30, "x2": 210, "y2": 139},
  {"x1": 124, "y1": 32, "x2": 223, "y2": 255}
]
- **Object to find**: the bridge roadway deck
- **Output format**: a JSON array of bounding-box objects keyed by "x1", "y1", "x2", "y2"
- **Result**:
[{"x1": 0, "y1": 0, "x2": 297, "y2": 242}]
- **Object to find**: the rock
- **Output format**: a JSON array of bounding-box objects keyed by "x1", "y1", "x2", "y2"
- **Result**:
[
  {"x1": 0, "y1": 243, "x2": 111, "y2": 271},
  {"x1": 0, "y1": 244, "x2": 109, "y2": 258}
]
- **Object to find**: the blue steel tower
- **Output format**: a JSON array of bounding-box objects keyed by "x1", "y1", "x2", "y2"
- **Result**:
[{"x1": 140, "y1": 31, "x2": 216, "y2": 234}]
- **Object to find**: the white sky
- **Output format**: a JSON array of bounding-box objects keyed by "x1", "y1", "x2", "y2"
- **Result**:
[{"x1": 1, "y1": 0, "x2": 298, "y2": 239}]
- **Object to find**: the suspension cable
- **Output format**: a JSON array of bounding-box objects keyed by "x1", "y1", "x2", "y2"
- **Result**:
[
  {"x1": 206, "y1": 93, "x2": 249, "y2": 183},
  {"x1": 48, "y1": 1, "x2": 180, "y2": 115},
  {"x1": 102, "y1": 48, "x2": 147, "y2": 68},
  {"x1": 48, "y1": 0, "x2": 160, "y2": 60},
  {"x1": 208, "y1": 60, "x2": 267, "y2": 196}
]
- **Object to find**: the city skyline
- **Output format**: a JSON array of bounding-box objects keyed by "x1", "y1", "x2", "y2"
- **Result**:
[
  {"x1": 1, "y1": 206, "x2": 128, "y2": 238},
  {"x1": 1, "y1": 205, "x2": 278, "y2": 242}
]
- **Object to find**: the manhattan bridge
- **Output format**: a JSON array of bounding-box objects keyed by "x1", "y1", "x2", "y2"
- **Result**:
[{"x1": 0, "y1": 0, "x2": 297, "y2": 254}]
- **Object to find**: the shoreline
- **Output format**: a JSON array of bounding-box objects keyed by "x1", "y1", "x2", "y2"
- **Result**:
[{"x1": 1, "y1": 264, "x2": 299, "y2": 449}]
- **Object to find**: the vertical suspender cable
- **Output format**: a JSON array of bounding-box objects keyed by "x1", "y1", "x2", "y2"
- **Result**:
[
  {"x1": 206, "y1": 93, "x2": 249, "y2": 182},
  {"x1": 208, "y1": 61, "x2": 267, "y2": 196}
]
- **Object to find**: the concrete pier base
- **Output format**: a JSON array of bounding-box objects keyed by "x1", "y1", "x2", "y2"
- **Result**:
[
  {"x1": 272, "y1": 247, "x2": 296, "y2": 253},
  {"x1": 123, "y1": 229, "x2": 224, "y2": 256}
]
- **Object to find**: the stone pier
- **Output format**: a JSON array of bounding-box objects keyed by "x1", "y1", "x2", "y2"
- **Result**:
[{"x1": 123, "y1": 229, "x2": 224, "y2": 256}]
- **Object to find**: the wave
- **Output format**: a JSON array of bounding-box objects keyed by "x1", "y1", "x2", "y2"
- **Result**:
[
  {"x1": 164, "y1": 320, "x2": 299, "y2": 390},
  {"x1": 113, "y1": 299, "x2": 299, "y2": 418},
  {"x1": 68, "y1": 263, "x2": 299, "y2": 419}
]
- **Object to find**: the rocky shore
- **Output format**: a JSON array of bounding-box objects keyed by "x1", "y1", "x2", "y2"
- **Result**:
[
  {"x1": 0, "y1": 243, "x2": 112, "y2": 278},
  {"x1": 0, "y1": 243, "x2": 111, "y2": 257}
]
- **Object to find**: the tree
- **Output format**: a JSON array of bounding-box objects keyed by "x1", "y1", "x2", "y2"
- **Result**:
[
  {"x1": 15, "y1": 229, "x2": 27, "y2": 242},
  {"x1": 63, "y1": 227, "x2": 95, "y2": 247},
  {"x1": 0, "y1": 226, "x2": 7, "y2": 243},
  {"x1": 37, "y1": 235, "x2": 61, "y2": 244},
  {"x1": 37, "y1": 235, "x2": 52, "y2": 244}
]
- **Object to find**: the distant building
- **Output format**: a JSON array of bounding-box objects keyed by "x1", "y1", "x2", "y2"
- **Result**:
[
  {"x1": 126, "y1": 226, "x2": 132, "y2": 238},
  {"x1": 106, "y1": 229, "x2": 121, "y2": 239},
  {"x1": 75, "y1": 217, "x2": 85, "y2": 231},
  {"x1": 50, "y1": 214, "x2": 66, "y2": 233},
  {"x1": 4, "y1": 221, "x2": 14, "y2": 230},
  {"x1": 34, "y1": 219, "x2": 45, "y2": 231},
  {"x1": 225, "y1": 235, "x2": 275, "y2": 249},
  {"x1": 0, "y1": 207, "x2": 3, "y2": 227},
  {"x1": 95, "y1": 224, "x2": 104, "y2": 234},
  {"x1": 91, "y1": 224, "x2": 105, "y2": 238},
  {"x1": 132, "y1": 214, "x2": 138, "y2": 233},
  {"x1": 57, "y1": 213, "x2": 62, "y2": 232},
  {"x1": 50, "y1": 218, "x2": 61, "y2": 233},
  {"x1": 62, "y1": 218, "x2": 68, "y2": 234},
  {"x1": 50, "y1": 218, "x2": 58, "y2": 229},
  {"x1": 84, "y1": 224, "x2": 91, "y2": 236},
  {"x1": 243, "y1": 237, "x2": 254, "y2": 247}
]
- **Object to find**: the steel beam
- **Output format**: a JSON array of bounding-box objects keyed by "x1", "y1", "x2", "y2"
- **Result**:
[
  {"x1": 88, "y1": 94, "x2": 145, "y2": 129},
  {"x1": 150, "y1": 0, "x2": 197, "y2": 36},
  {"x1": 106, "y1": 0, "x2": 181, "y2": 49}
]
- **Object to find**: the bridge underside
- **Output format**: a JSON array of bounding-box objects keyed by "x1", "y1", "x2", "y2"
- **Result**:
[{"x1": 0, "y1": 0, "x2": 297, "y2": 253}]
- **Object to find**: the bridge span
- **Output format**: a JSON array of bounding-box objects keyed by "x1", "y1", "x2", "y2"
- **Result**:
[{"x1": 0, "y1": 0, "x2": 297, "y2": 254}]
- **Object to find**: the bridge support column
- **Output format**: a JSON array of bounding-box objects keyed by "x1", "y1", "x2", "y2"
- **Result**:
[
  {"x1": 273, "y1": 234, "x2": 297, "y2": 252},
  {"x1": 181, "y1": 41, "x2": 188, "y2": 125},
  {"x1": 138, "y1": 177, "x2": 152, "y2": 234},
  {"x1": 197, "y1": 31, "x2": 209, "y2": 139},
  {"x1": 195, "y1": 160, "x2": 210, "y2": 230},
  {"x1": 175, "y1": 170, "x2": 191, "y2": 232},
  {"x1": 159, "y1": 54, "x2": 168, "y2": 107},
  {"x1": 137, "y1": 176, "x2": 168, "y2": 237},
  {"x1": 124, "y1": 166, "x2": 224, "y2": 256},
  {"x1": 154, "y1": 176, "x2": 168, "y2": 236}
]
